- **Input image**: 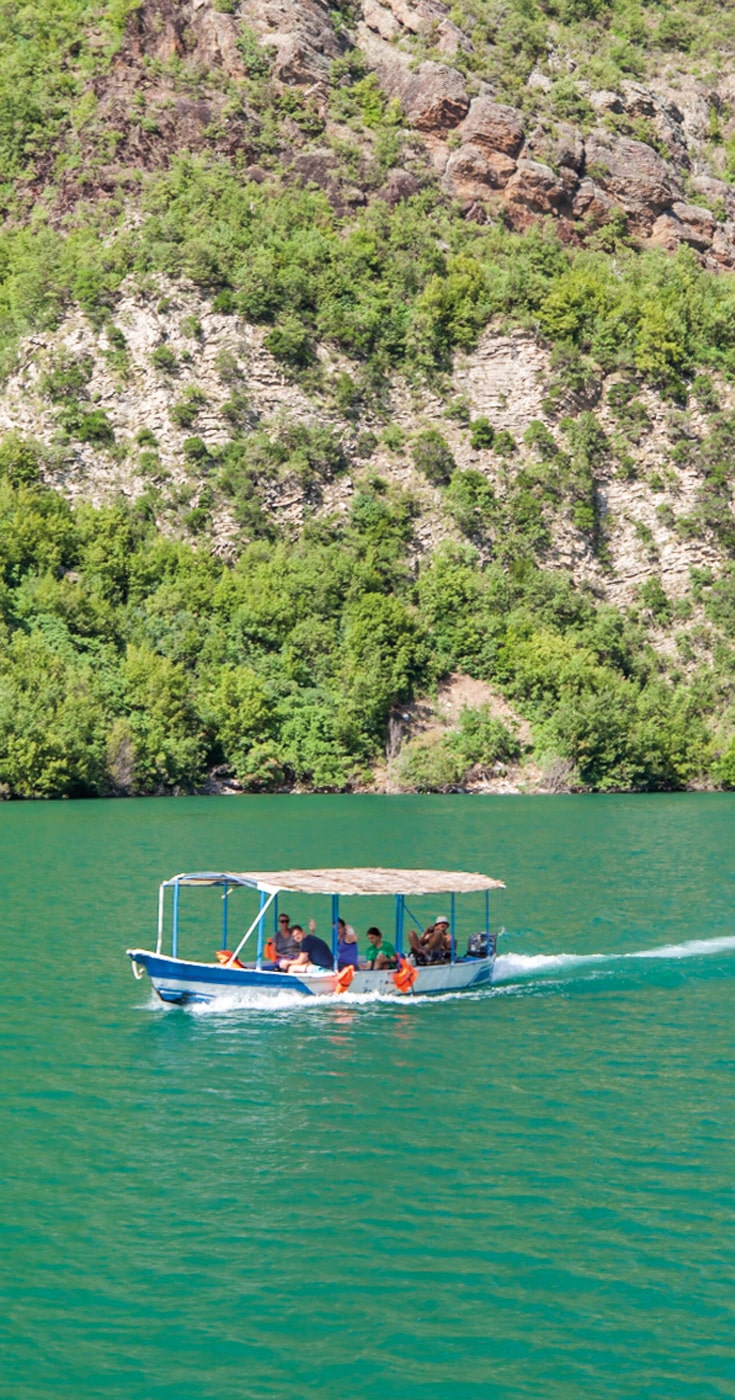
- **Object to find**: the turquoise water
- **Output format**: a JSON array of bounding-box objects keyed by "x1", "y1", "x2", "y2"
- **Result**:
[{"x1": 1, "y1": 795, "x2": 734, "y2": 1398}]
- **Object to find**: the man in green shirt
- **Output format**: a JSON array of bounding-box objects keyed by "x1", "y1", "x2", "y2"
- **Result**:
[{"x1": 363, "y1": 926, "x2": 397, "y2": 970}]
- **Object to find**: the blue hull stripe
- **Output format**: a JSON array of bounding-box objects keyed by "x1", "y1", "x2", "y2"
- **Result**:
[{"x1": 129, "y1": 951, "x2": 315, "y2": 994}]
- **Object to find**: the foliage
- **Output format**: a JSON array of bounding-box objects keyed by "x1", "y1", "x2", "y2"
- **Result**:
[
  {"x1": 395, "y1": 705, "x2": 521, "y2": 791},
  {"x1": 0, "y1": 459, "x2": 721, "y2": 796},
  {"x1": 0, "y1": 0, "x2": 731, "y2": 798},
  {"x1": 395, "y1": 732, "x2": 465, "y2": 792},
  {"x1": 469, "y1": 417, "x2": 495, "y2": 450},
  {"x1": 445, "y1": 470, "x2": 498, "y2": 538},
  {"x1": 451, "y1": 0, "x2": 735, "y2": 106},
  {"x1": 411, "y1": 429, "x2": 456, "y2": 485}
]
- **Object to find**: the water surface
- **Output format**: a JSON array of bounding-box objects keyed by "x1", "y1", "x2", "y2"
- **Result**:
[{"x1": 1, "y1": 795, "x2": 734, "y2": 1398}]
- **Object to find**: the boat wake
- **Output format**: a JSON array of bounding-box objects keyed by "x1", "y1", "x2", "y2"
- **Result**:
[{"x1": 493, "y1": 933, "x2": 735, "y2": 987}]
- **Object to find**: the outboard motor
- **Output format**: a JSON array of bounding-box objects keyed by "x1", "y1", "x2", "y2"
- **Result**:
[{"x1": 466, "y1": 931, "x2": 491, "y2": 958}]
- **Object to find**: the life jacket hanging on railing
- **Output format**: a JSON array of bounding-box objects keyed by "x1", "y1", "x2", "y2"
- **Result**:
[
  {"x1": 335, "y1": 965, "x2": 355, "y2": 993},
  {"x1": 264, "y1": 938, "x2": 277, "y2": 963},
  {"x1": 392, "y1": 956, "x2": 418, "y2": 994}
]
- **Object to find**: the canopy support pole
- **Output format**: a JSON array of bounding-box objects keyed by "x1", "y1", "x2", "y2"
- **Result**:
[
  {"x1": 256, "y1": 890, "x2": 268, "y2": 970},
  {"x1": 157, "y1": 883, "x2": 165, "y2": 955},
  {"x1": 273, "y1": 894, "x2": 279, "y2": 932},
  {"x1": 395, "y1": 895, "x2": 404, "y2": 956},
  {"x1": 485, "y1": 888, "x2": 490, "y2": 937},
  {"x1": 172, "y1": 880, "x2": 180, "y2": 959},
  {"x1": 228, "y1": 889, "x2": 278, "y2": 966},
  {"x1": 222, "y1": 882, "x2": 229, "y2": 950},
  {"x1": 450, "y1": 892, "x2": 455, "y2": 965},
  {"x1": 402, "y1": 900, "x2": 425, "y2": 932},
  {"x1": 332, "y1": 894, "x2": 339, "y2": 971}
]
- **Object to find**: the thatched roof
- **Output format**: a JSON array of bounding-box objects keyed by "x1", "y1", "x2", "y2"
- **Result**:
[{"x1": 164, "y1": 868, "x2": 505, "y2": 896}]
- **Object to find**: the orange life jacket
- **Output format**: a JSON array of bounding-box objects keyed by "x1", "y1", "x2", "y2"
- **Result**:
[
  {"x1": 392, "y1": 957, "x2": 418, "y2": 994},
  {"x1": 215, "y1": 949, "x2": 246, "y2": 969}
]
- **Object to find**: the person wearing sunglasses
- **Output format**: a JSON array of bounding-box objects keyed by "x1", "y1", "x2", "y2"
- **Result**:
[{"x1": 274, "y1": 912, "x2": 299, "y2": 961}]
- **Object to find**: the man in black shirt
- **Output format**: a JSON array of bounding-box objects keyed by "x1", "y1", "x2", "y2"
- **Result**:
[{"x1": 282, "y1": 921, "x2": 334, "y2": 973}]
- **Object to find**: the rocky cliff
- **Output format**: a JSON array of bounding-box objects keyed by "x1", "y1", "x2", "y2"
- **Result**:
[{"x1": 1, "y1": 0, "x2": 735, "y2": 796}]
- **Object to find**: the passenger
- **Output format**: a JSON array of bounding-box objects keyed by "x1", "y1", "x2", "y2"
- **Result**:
[
  {"x1": 363, "y1": 926, "x2": 397, "y2": 970},
  {"x1": 283, "y1": 920, "x2": 334, "y2": 973},
  {"x1": 409, "y1": 915, "x2": 452, "y2": 964},
  {"x1": 438, "y1": 920, "x2": 452, "y2": 962},
  {"x1": 337, "y1": 917, "x2": 359, "y2": 970},
  {"x1": 292, "y1": 916, "x2": 357, "y2": 969},
  {"x1": 274, "y1": 912, "x2": 299, "y2": 961}
]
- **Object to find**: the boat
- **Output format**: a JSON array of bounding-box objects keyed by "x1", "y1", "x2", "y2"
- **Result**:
[{"x1": 126, "y1": 867, "x2": 505, "y2": 1004}]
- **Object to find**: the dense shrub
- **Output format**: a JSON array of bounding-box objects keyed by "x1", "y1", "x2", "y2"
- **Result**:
[
  {"x1": 0, "y1": 465, "x2": 720, "y2": 795},
  {"x1": 412, "y1": 430, "x2": 456, "y2": 485}
]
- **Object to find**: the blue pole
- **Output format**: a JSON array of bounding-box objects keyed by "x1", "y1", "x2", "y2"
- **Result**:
[
  {"x1": 485, "y1": 889, "x2": 490, "y2": 943},
  {"x1": 172, "y1": 880, "x2": 180, "y2": 959},
  {"x1": 331, "y1": 894, "x2": 339, "y2": 970},
  {"x1": 450, "y1": 892, "x2": 455, "y2": 964},
  {"x1": 273, "y1": 894, "x2": 279, "y2": 932},
  {"x1": 256, "y1": 889, "x2": 267, "y2": 971},
  {"x1": 222, "y1": 882, "x2": 229, "y2": 950},
  {"x1": 402, "y1": 900, "x2": 426, "y2": 931},
  {"x1": 395, "y1": 895, "x2": 404, "y2": 956}
]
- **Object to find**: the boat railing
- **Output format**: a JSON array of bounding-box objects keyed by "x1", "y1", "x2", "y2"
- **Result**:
[{"x1": 154, "y1": 870, "x2": 503, "y2": 970}]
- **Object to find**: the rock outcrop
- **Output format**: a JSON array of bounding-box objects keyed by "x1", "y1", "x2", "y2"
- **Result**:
[
  {"x1": 459, "y1": 99, "x2": 525, "y2": 159},
  {"x1": 584, "y1": 132, "x2": 683, "y2": 223},
  {"x1": 242, "y1": 0, "x2": 344, "y2": 83},
  {"x1": 58, "y1": 0, "x2": 735, "y2": 274}
]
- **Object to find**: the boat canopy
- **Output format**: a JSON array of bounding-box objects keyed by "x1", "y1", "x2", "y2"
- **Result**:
[{"x1": 161, "y1": 868, "x2": 505, "y2": 896}]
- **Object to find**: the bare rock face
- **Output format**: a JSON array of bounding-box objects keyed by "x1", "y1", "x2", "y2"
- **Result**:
[
  {"x1": 505, "y1": 160, "x2": 567, "y2": 217},
  {"x1": 664, "y1": 78, "x2": 717, "y2": 146},
  {"x1": 589, "y1": 89, "x2": 623, "y2": 116},
  {"x1": 361, "y1": 0, "x2": 471, "y2": 52},
  {"x1": 362, "y1": 0, "x2": 402, "y2": 39},
  {"x1": 690, "y1": 174, "x2": 735, "y2": 219},
  {"x1": 671, "y1": 201, "x2": 716, "y2": 246},
  {"x1": 380, "y1": 59, "x2": 470, "y2": 131},
  {"x1": 649, "y1": 213, "x2": 693, "y2": 250},
  {"x1": 86, "y1": 0, "x2": 256, "y2": 182},
  {"x1": 651, "y1": 203, "x2": 716, "y2": 252},
  {"x1": 443, "y1": 143, "x2": 516, "y2": 198},
  {"x1": 453, "y1": 330, "x2": 551, "y2": 439},
  {"x1": 526, "y1": 122, "x2": 585, "y2": 175},
  {"x1": 377, "y1": 168, "x2": 421, "y2": 204},
  {"x1": 459, "y1": 98, "x2": 525, "y2": 158},
  {"x1": 572, "y1": 179, "x2": 616, "y2": 225},
  {"x1": 123, "y1": 0, "x2": 241, "y2": 72},
  {"x1": 242, "y1": 0, "x2": 343, "y2": 83},
  {"x1": 584, "y1": 132, "x2": 682, "y2": 225},
  {"x1": 622, "y1": 81, "x2": 688, "y2": 162},
  {"x1": 589, "y1": 81, "x2": 688, "y2": 164},
  {"x1": 711, "y1": 223, "x2": 735, "y2": 265}
]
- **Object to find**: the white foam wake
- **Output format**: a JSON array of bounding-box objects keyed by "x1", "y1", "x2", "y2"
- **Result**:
[
  {"x1": 494, "y1": 951, "x2": 608, "y2": 981},
  {"x1": 629, "y1": 934, "x2": 735, "y2": 960},
  {"x1": 493, "y1": 933, "x2": 735, "y2": 985}
]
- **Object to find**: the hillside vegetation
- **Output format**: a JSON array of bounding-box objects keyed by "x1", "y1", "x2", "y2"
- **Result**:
[{"x1": 2, "y1": 0, "x2": 735, "y2": 795}]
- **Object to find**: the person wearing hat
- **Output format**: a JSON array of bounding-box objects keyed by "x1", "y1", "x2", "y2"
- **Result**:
[{"x1": 409, "y1": 915, "x2": 452, "y2": 965}]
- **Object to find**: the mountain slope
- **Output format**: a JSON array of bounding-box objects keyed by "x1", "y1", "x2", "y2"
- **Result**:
[{"x1": 1, "y1": 0, "x2": 735, "y2": 796}]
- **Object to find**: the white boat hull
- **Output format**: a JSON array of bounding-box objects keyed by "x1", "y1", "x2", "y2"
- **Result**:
[{"x1": 126, "y1": 949, "x2": 494, "y2": 1004}]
